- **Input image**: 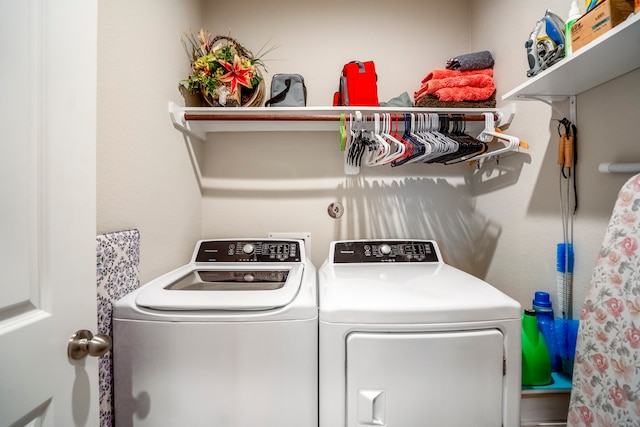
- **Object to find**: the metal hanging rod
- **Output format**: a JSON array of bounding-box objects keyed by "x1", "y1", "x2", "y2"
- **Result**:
[{"x1": 183, "y1": 113, "x2": 498, "y2": 122}]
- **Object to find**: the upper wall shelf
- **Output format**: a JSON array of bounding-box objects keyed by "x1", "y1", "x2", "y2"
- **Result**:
[
  {"x1": 168, "y1": 103, "x2": 518, "y2": 189},
  {"x1": 503, "y1": 12, "x2": 640, "y2": 101}
]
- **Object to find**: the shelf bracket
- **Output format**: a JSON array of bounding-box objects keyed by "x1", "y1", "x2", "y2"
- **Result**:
[
  {"x1": 568, "y1": 95, "x2": 576, "y2": 125},
  {"x1": 169, "y1": 102, "x2": 206, "y2": 141},
  {"x1": 496, "y1": 103, "x2": 516, "y2": 128},
  {"x1": 513, "y1": 95, "x2": 577, "y2": 124}
]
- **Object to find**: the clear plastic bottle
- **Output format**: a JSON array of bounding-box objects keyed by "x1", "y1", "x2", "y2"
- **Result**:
[
  {"x1": 565, "y1": 0, "x2": 583, "y2": 56},
  {"x1": 532, "y1": 291, "x2": 561, "y2": 371}
]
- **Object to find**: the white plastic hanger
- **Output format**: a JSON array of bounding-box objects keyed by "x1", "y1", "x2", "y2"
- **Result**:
[
  {"x1": 478, "y1": 112, "x2": 496, "y2": 143},
  {"x1": 366, "y1": 113, "x2": 391, "y2": 166},
  {"x1": 473, "y1": 129, "x2": 520, "y2": 163},
  {"x1": 406, "y1": 113, "x2": 435, "y2": 163},
  {"x1": 472, "y1": 112, "x2": 524, "y2": 163},
  {"x1": 378, "y1": 113, "x2": 407, "y2": 165},
  {"x1": 402, "y1": 114, "x2": 431, "y2": 164},
  {"x1": 421, "y1": 113, "x2": 459, "y2": 162},
  {"x1": 344, "y1": 112, "x2": 361, "y2": 175},
  {"x1": 428, "y1": 113, "x2": 451, "y2": 160}
]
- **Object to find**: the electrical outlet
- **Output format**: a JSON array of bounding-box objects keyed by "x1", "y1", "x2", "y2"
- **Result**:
[{"x1": 268, "y1": 232, "x2": 312, "y2": 258}]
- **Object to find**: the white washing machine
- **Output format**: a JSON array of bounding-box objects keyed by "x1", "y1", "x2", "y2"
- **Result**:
[
  {"x1": 113, "y1": 239, "x2": 317, "y2": 427},
  {"x1": 319, "y1": 240, "x2": 522, "y2": 427}
]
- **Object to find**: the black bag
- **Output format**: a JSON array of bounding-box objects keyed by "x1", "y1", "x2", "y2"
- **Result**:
[{"x1": 265, "y1": 74, "x2": 307, "y2": 107}]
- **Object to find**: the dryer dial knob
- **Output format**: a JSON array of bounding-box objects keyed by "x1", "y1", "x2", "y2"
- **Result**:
[
  {"x1": 244, "y1": 273, "x2": 255, "y2": 282},
  {"x1": 242, "y1": 243, "x2": 255, "y2": 255},
  {"x1": 379, "y1": 244, "x2": 392, "y2": 255}
]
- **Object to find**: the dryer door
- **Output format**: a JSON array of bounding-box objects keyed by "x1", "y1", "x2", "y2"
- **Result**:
[{"x1": 346, "y1": 330, "x2": 504, "y2": 427}]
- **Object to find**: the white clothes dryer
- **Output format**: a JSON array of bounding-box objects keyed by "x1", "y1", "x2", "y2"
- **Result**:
[
  {"x1": 113, "y1": 239, "x2": 317, "y2": 427},
  {"x1": 319, "y1": 240, "x2": 522, "y2": 427}
]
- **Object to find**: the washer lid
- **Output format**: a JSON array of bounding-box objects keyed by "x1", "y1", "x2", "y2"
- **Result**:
[
  {"x1": 136, "y1": 264, "x2": 304, "y2": 311},
  {"x1": 319, "y1": 263, "x2": 521, "y2": 323}
]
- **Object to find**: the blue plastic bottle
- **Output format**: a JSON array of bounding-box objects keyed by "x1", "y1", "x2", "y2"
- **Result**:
[{"x1": 532, "y1": 292, "x2": 561, "y2": 372}]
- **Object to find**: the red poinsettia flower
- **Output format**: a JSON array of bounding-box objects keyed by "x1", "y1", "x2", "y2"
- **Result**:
[{"x1": 218, "y1": 54, "x2": 254, "y2": 94}]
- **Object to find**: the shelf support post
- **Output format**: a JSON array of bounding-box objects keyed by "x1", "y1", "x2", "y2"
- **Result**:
[{"x1": 168, "y1": 102, "x2": 204, "y2": 191}]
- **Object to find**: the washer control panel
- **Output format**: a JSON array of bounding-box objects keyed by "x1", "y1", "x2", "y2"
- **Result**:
[
  {"x1": 195, "y1": 240, "x2": 301, "y2": 263},
  {"x1": 333, "y1": 240, "x2": 439, "y2": 263}
]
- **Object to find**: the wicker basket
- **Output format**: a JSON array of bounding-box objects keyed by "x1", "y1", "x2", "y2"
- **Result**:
[
  {"x1": 202, "y1": 71, "x2": 265, "y2": 107},
  {"x1": 200, "y1": 35, "x2": 266, "y2": 108}
]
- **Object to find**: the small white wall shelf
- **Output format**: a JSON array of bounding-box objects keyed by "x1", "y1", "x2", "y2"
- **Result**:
[
  {"x1": 503, "y1": 12, "x2": 640, "y2": 102},
  {"x1": 503, "y1": 12, "x2": 639, "y2": 171}
]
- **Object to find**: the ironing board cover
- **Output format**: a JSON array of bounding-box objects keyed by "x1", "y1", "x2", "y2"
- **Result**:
[{"x1": 567, "y1": 174, "x2": 640, "y2": 427}]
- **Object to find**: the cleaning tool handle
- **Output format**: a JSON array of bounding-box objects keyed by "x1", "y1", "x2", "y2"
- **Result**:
[
  {"x1": 564, "y1": 134, "x2": 574, "y2": 168},
  {"x1": 557, "y1": 134, "x2": 566, "y2": 165},
  {"x1": 557, "y1": 243, "x2": 574, "y2": 273}
]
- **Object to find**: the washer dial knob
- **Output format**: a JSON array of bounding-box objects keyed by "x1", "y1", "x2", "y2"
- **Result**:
[
  {"x1": 379, "y1": 244, "x2": 392, "y2": 255},
  {"x1": 242, "y1": 243, "x2": 255, "y2": 255}
]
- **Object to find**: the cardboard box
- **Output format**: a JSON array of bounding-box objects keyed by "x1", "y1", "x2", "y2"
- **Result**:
[
  {"x1": 635, "y1": 0, "x2": 639, "y2": 13},
  {"x1": 571, "y1": 0, "x2": 635, "y2": 52}
]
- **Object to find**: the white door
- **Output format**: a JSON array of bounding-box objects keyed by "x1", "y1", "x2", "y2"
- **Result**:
[{"x1": 0, "y1": 0, "x2": 98, "y2": 426}]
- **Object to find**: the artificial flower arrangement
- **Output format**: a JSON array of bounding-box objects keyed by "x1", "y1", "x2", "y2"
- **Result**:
[{"x1": 180, "y1": 29, "x2": 270, "y2": 107}]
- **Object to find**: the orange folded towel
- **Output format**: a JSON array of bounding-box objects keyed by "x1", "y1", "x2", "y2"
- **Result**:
[
  {"x1": 426, "y1": 74, "x2": 494, "y2": 95},
  {"x1": 433, "y1": 85, "x2": 496, "y2": 102},
  {"x1": 414, "y1": 68, "x2": 495, "y2": 103},
  {"x1": 421, "y1": 68, "x2": 493, "y2": 84}
]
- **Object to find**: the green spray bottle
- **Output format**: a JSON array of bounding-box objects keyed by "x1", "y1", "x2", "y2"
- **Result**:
[
  {"x1": 522, "y1": 309, "x2": 552, "y2": 386},
  {"x1": 565, "y1": 0, "x2": 582, "y2": 56}
]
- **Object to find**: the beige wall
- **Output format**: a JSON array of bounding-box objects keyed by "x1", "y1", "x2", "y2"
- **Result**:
[
  {"x1": 97, "y1": 0, "x2": 640, "y2": 315},
  {"x1": 97, "y1": 0, "x2": 202, "y2": 282},
  {"x1": 199, "y1": 0, "x2": 479, "y2": 271},
  {"x1": 471, "y1": 0, "x2": 640, "y2": 315}
]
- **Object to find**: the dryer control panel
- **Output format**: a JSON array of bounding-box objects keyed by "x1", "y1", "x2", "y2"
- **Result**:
[
  {"x1": 195, "y1": 240, "x2": 302, "y2": 263},
  {"x1": 333, "y1": 240, "x2": 440, "y2": 263}
]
